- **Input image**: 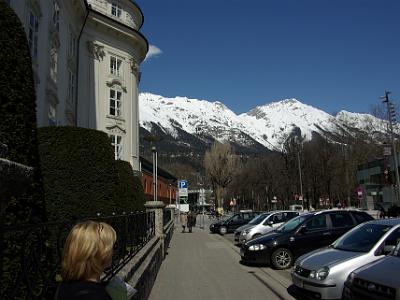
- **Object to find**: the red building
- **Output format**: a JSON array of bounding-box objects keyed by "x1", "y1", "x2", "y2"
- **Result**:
[{"x1": 140, "y1": 157, "x2": 178, "y2": 205}]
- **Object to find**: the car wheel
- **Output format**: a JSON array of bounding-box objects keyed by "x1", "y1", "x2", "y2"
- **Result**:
[
  {"x1": 271, "y1": 248, "x2": 293, "y2": 270},
  {"x1": 219, "y1": 226, "x2": 227, "y2": 235}
]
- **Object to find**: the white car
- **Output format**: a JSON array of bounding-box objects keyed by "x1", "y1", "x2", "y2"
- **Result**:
[
  {"x1": 291, "y1": 218, "x2": 400, "y2": 300},
  {"x1": 234, "y1": 210, "x2": 299, "y2": 244}
]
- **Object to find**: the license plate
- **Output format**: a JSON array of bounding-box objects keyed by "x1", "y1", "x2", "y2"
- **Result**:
[{"x1": 292, "y1": 275, "x2": 303, "y2": 288}]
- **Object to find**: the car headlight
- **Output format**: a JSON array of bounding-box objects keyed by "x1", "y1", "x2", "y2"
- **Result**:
[
  {"x1": 248, "y1": 244, "x2": 267, "y2": 251},
  {"x1": 309, "y1": 267, "x2": 329, "y2": 281},
  {"x1": 242, "y1": 229, "x2": 250, "y2": 235},
  {"x1": 346, "y1": 272, "x2": 356, "y2": 285},
  {"x1": 294, "y1": 262, "x2": 301, "y2": 272}
]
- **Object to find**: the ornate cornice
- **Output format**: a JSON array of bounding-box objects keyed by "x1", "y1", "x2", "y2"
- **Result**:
[
  {"x1": 105, "y1": 78, "x2": 127, "y2": 92},
  {"x1": 87, "y1": 41, "x2": 105, "y2": 60},
  {"x1": 106, "y1": 124, "x2": 126, "y2": 134}
]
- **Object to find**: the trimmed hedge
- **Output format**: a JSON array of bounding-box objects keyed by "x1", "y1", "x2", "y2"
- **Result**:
[
  {"x1": 38, "y1": 126, "x2": 145, "y2": 221},
  {"x1": 0, "y1": 1, "x2": 45, "y2": 225},
  {"x1": 0, "y1": 3, "x2": 46, "y2": 299},
  {"x1": 115, "y1": 160, "x2": 145, "y2": 212},
  {"x1": 38, "y1": 127, "x2": 118, "y2": 221}
]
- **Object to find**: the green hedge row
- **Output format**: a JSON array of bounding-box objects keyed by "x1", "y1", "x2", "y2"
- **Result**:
[
  {"x1": 38, "y1": 126, "x2": 144, "y2": 221},
  {"x1": 0, "y1": 1, "x2": 46, "y2": 225}
]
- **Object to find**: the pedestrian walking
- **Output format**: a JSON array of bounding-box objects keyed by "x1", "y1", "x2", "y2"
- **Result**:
[
  {"x1": 180, "y1": 212, "x2": 187, "y2": 233},
  {"x1": 187, "y1": 211, "x2": 196, "y2": 233},
  {"x1": 56, "y1": 221, "x2": 117, "y2": 300}
]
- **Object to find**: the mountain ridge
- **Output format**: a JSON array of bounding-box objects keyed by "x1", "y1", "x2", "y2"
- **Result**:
[{"x1": 139, "y1": 92, "x2": 387, "y2": 155}]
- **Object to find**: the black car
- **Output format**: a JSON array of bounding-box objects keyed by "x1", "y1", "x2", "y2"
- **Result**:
[
  {"x1": 240, "y1": 209, "x2": 374, "y2": 269},
  {"x1": 209, "y1": 211, "x2": 262, "y2": 235}
]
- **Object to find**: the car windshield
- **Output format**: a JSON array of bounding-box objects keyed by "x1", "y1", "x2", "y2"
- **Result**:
[
  {"x1": 248, "y1": 213, "x2": 271, "y2": 225},
  {"x1": 275, "y1": 215, "x2": 310, "y2": 233},
  {"x1": 332, "y1": 223, "x2": 392, "y2": 253},
  {"x1": 393, "y1": 241, "x2": 400, "y2": 257}
]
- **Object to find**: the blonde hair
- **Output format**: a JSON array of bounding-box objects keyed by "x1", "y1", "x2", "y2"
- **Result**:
[{"x1": 61, "y1": 221, "x2": 117, "y2": 282}]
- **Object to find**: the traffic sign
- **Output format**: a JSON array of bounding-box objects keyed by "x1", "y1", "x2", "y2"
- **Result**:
[{"x1": 178, "y1": 180, "x2": 188, "y2": 189}]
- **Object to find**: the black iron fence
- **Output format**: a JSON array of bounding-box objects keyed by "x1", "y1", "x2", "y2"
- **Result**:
[
  {"x1": 163, "y1": 208, "x2": 172, "y2": 227},
  {"x1": 0, "y1": 211, "x2": 155, "y2": 300}
]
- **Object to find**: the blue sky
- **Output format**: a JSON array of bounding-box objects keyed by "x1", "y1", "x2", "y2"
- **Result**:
[{"x1": 136, "y1": 0, "x2": 400, "y2": 115}]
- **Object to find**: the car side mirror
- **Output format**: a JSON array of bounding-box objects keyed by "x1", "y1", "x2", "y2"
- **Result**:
[
  {"x1": 267, "y1": 221, "x2": 273, "y2": 226},
  {"x1": 383, "y1": 245, "x2": 396, "y2": 255}
]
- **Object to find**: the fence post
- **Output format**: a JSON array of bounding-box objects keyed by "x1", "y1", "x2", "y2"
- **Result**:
[{"x1": 145, "y1": 201, "x2": 166, "y2": 254}]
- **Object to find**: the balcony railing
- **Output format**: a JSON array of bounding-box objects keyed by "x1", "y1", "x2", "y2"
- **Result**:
[{"x1": 0, "y1": 211, "x2": 155, "y2": 299}]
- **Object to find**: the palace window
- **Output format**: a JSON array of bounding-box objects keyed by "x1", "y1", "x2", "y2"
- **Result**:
[
  {"x1": 111, "y1": 3, "x2": 122, "y2": 18},
  {"x1": 52, "y1": 1, "x2": 59, "y2": 32},
  {"x1": 48, "y1": 103, "x2": 57, "y2": 126},
  {"x1": 110, "y1": 56, "x2": 122, "y2": 76},
  {"x1": 28, "y1": 11, "x2": 39, "y2": 59},
  {"x1": 68, "y1": 69, "x2": 75, "y2": 104},
  {"x1": 109, "y1": 88, "x2": 122, "y2": 117},
  {"x1": 49, "y1": 47, "x2": 58, "y2": 83},
  {"x1": 111, "y1": 135, "x2": 122, "y2": 160}
]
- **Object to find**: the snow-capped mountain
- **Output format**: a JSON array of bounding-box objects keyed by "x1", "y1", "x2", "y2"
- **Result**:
[{"x1": 139, "y1": 92, "x2": 389, "y2": 154}]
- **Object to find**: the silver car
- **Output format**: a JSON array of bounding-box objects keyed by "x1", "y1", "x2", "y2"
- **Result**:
[
  {"x1": 291, "y1": 218, "x2": 400, "y2": 300},
  {"x1": 234, "y1": 210, "x2": 299, "y2": 244}
]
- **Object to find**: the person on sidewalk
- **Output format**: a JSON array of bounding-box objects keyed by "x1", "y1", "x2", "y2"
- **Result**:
[
  {"x1": 180, "y1": 212, "x2": 187, "y2": 233},
  {"x1": 56, "y1": 221, "x2": 117, "y2": 300},
  {"x1": 187, "y1": 211, "x2": 196, "y2": 233}
]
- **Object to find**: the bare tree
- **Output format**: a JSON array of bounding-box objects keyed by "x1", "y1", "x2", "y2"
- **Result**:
[{"x1": 204, "y1": 141, "x2": 237, "y2": 209}]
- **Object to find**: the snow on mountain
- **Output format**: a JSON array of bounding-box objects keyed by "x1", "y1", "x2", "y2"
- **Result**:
[
  {"x1": 238, "y1": 99, "x2": 340, "y2": 149},
  {"x1": 335, "y1": 110, "x2": 387, "y2": 132},
  {"x1": 139, "y1": 93, "x2": 245, "y2": 143},
  {"x1": 139, "y1": 92, "x2": 388, "y2": 150}
]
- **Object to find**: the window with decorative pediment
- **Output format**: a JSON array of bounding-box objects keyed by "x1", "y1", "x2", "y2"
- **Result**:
[
  {"x1": 110, "y1": 134, "x2": 122, "y2": 160},
  {"x1": 110, "y1": 56, "x2": 122, "y2": 76},
  {"x1": 28, "y1": 10, "x2": 39, "y2": 59},
  {"x1": 109, "y1": 88, "x2": 122, "y2": 117},
  {"x1": 52, "y1": 1, "x2": 59, "y2": 32},
  {"x1": 111, "y1": 3, "x2": 122, "y2": 18},
  {"x1": 48, "y1": 102, "x2": 57, "y2": 126},
  {"x1": 49, "y1": 47, "x2": 58, "y2": 83}
]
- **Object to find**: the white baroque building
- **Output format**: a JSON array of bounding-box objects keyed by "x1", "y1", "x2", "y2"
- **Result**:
[{"x1": 7, "y1": 0, "x2": 148, "y2": 171}]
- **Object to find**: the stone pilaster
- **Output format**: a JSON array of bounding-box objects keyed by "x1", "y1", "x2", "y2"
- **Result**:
[{"x1": 145, "y1": 201, "x2": 166, "y2": 253}]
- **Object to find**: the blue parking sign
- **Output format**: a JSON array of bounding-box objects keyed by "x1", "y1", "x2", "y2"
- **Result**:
[{"x1": 178, "y1": 180, "x2": 188, "y2": 189}]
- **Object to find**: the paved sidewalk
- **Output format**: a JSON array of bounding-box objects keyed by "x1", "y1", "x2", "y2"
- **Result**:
[{"x1": 148, "y1": 220, "x2": 295, "y2": 300}]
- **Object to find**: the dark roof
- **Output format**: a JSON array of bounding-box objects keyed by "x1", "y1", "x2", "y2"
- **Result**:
[{"x1": 140, "y1": 156, "x2": 177, "y2": 182}]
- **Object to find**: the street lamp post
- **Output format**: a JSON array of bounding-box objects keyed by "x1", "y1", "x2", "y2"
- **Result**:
[
  {"x1": 381, "y1": 91, "x2": 400, "y2": 205},
  {"x1": 297, "y1": 150, "x2": 304, "y2": 208},
  {"x1": 151, "y1": 146, "x2": 158, "y2": 202}
]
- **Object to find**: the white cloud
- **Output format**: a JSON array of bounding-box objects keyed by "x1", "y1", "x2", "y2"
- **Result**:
[{"x1": 145, "y1": 45, "x2": 163, "y2": 61}]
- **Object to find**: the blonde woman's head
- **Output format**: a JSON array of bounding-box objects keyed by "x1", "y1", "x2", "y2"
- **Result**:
[{"x1": 61, "y1": 221, "x2": 117, "y2": 282}]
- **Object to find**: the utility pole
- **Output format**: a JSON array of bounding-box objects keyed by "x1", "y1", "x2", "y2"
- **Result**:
[{"x1": 380, "y1": 91, "x2": 400, "y2": 205}]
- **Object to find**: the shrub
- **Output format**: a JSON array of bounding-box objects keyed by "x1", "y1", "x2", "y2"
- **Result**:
[
  {"x1": 38, "y1": 126, "x2": 118, "y2": 221},
  {"x1": 115, "y1": 160, "x2": 145, "y2": 212},
  {"x1": 0, "y1": 0, "x2": 46, "y2": 225}
]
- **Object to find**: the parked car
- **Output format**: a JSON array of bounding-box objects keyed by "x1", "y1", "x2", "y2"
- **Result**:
[
  {"x1": 343, "y1": 238, "x2": 400, "y2": 300},
  {"x1": 234, "y1": 210, "x2": 299, "y2": 244},
  {"x1": 291, "y1": 218, "x2": 400, "y2": 300},
  {"x1": 240, "y1": 209, "x2": 373, "y2": 269},
  {"x1": 209, "y1": 211, "x2": 262, "y2": 235}
]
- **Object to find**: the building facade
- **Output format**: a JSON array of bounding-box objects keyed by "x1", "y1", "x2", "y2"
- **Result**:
[
  {"x1": 357, "y1": 154, "x2": 400, "y2": 208},
  {"x1": 8, "y1": 0, "x2": 148, "y2": 171},
  {"x1": 140, "y1": 157, "x2": 178, "y2": 205}
]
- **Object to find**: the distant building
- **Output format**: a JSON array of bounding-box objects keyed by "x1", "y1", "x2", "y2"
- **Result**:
[
  {"x1": 140, "y1": 157, "x2": 178, "y2": 205},
  {"x1": 357, "y1": 154, "x2": 400, "y2": 208},
  {"x1": 7, "y1": 0, "x2": 148, "y2": 171}
]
